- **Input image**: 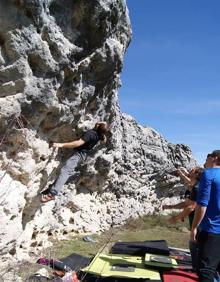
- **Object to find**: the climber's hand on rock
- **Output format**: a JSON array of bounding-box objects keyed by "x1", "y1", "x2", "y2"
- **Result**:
[{"x1": 53, "y1": 143, "x2": 63, "y2": 148}]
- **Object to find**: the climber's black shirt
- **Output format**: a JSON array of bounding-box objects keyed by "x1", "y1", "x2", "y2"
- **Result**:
[{"x1": 76, "y1": 129, "x2": 103, "y2": 153}]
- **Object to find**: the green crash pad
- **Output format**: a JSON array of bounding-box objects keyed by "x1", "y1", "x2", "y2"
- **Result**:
[
  {"x1": 82, "y1": 253, "x2": 161, "y2": 280},
  {"x1": 144, "y1": 254, "x2": 178, "y2": 269}
]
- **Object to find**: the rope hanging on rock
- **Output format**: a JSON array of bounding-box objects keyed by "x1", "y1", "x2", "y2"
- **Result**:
[{"x1": 0, "y1": 114, "x2": 35, "y2": 185}]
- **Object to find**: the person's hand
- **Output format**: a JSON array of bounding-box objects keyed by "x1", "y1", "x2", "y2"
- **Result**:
[
  {"x1": 190, "y1": 227, "x2": 197, "y2": 243},
  {"x1": 52, "y1": 143, "x2": 63, "y2": 148}
]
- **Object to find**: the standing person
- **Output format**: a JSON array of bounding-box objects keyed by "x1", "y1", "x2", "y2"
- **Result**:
[
  {"x1": 41, "y1": 121, "x2": 108, "y2": 203},
  {"x1": 168, "y1": 167, "x2": 203, "y2": 226},
  {"x1": 191, "y1": 150, "x2": 220, "y2": 282},
  {"x1": 162, "y1": 168, "x2": 192, "y2": 212},
  {"x1": 163, "y1": 167, "x2": 203, "y2": 270},
  {"x1": 162, "y1": 167, "x2": 203, "y2": 225}
]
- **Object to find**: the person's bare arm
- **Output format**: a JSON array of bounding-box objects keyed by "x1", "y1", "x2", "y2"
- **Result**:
[
  {"x1": 53, "y1": 138, "x2": 85, "y2": 149},
  {"x1": 162, "y1": 201, "x2": 186, "y2": 210},
  {"x1": 94, "y1": 121, "x2": 107, "y2": 144},
  {"x1": 190, "y1": 205, "x2": 207, "y2": 242},
  {"x1": 176, "y1": 169, "x2": 191, "y2": 186},
  {"x1": 180, "y1": 167, "x2": 190, "y2": 176},
  {"x1": 169, "y1": 200, "x2": 196, "y2": 224}
]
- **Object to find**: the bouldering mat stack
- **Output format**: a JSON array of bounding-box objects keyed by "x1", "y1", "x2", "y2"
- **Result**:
[
  {"x1": 169, "y1": 247, "x2": 192, "y2": 267},
  {"x1": 81, "y1": 253, "x2": 162, "y2": 282},
  {"x1": 144, "y1": 254, "x2": 178, "y2": 270},
  {"x1": 80, "y1": 240, "x2": 198, "y2": 282},
  {"x1": 111, "y1": 240, "x2": 170, "y2": 256}
]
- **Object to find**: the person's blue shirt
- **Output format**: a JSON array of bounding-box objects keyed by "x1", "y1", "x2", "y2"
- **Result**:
[{"x1": 197, "y1": 168, "x2": 220, "y2": 234}]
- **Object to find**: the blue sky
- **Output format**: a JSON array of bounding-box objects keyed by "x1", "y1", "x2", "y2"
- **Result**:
[{"x1": 119, "y1": 0, "x2": 220, "y2": 165}]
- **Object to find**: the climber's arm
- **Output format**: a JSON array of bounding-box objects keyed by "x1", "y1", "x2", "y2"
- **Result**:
[{"x1": 53, "y1": 139, "x2": 85, "y2": 149}]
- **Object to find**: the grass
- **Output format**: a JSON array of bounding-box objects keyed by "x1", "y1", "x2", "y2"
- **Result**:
[
  {"x1": 17, "y1": 214, "x2": 190, "y2": 280},
  {"x1": 48, "y1": 214, "x2": 190, "y2": 258}
]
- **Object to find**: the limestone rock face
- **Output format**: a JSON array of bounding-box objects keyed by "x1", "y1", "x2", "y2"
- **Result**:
[{"x1": 0, "y1": 0, "x2": 196, "y2": 265}]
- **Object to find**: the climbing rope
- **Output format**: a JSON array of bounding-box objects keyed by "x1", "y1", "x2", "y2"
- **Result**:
[
  {"x1": 0, "y1": 114, "x2": 35, "y2": 199},
  {"x1": 0, "y1": 115, "x2": 17, "y2": 147},
  {"x1": 80, "y1": 225, "x2": 114, "y2": 282}
]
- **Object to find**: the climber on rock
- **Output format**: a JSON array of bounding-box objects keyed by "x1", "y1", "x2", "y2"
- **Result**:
[{"x1": 41, "y1": 121, "x2": 108, "y2": 204}]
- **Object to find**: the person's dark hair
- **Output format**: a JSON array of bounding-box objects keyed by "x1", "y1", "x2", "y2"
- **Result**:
[
  {"x1": 211, "y1": 150, "x2": 220, "y2": 165},
  {"x1": 94, "y1": 122, "x2": 108, "y2": 140},
  {"x1": 194, "y1": 167, "x2": 204, "y2": 180}
]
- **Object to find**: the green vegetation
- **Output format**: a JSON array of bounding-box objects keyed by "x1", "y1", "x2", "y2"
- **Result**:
[
  {"x1": 49, "y1": 214, "x2": 190, "y2": 259},
  {"x1": 17, "y1": 214, "x2": 190, "y2": 280}
]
